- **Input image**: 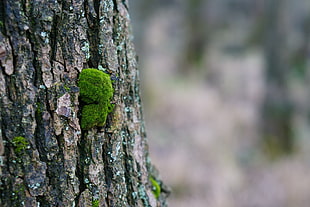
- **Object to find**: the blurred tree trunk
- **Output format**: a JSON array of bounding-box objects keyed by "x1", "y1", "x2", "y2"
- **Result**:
[
  {"x1": 0, "y1": 0, "x2": 168, "y2": 206},
  {"x1": 262, "y1": 0, "x2": 294, "y2": 157},
  {"x1": 180, "y1": 0, "x2": 208, "y2": 73},
  {"x1": 290, "y1": 13, "x2": 310, "y2": 78}
]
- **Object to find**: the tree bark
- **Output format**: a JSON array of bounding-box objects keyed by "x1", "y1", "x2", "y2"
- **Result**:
[{"x1": 0, "y1": 0, "x2": 168, "y2": 206}]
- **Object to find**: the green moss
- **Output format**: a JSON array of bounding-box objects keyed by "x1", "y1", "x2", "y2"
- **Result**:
[
  {"x1": 78, "y1": 68, "x2": 114, "y2": 130},
  {"x1": 12, "y1": 136, "x2": 29, "y2": 154},
  {"x1": 63, "y1": 85, "x2": 70, "y2": 92},
  {"x1": 92, "y1": 199, "x2": 99, "y2": 207},
  {"x1": 80, "y1": 104, "x2": 108, "y2": 129},
  {"x1": 36, "y1": 102, "x2": 43, "y2": 115},
  {"x1": 150, "y1": 177, "x2": 161, "y2": 199}
]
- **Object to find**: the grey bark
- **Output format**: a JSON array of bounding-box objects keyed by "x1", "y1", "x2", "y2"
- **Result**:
[{"x1": 0, "y1": 0, "x2": 168, "y2": 206}]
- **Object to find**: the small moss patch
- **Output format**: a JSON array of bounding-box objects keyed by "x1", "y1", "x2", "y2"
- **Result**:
[
  {"x1": 78, "y1": 68, "x2": 114, "y2": 130},
  {"x1": 12, "y1": 136, "x2": 29, "y2": 154},
  {"x1": 92, "y1": 199, "x2": 99, "y2": 207},
  {"x1": 150, "y1": 177, "x2": 161, "y2": 199}
]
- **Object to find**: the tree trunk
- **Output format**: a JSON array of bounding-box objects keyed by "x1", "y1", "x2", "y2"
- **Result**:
[
  {"x1": 0, "y1": 0, "x2": 168, "y2": 206},
  {"x1": 262, "y1": 0, "x2": 294, "y2": 158},
  {"x1": 180, "y1": 0, "x2": 208, "y2": 74}
]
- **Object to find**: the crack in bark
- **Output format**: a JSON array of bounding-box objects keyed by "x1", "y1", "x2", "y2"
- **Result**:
[
  {"x1": 84, "y1": 0, "x2": 100, "y2": 68},
  {"x1": 49, "y1": 12, "x2": 59, "y2": 67},
  {"x1": 75, "y1": 135, "x2": 88, "y2": 204},
  {"x1": 102, "y1": 131, "x2": 112, "y2": 206}
]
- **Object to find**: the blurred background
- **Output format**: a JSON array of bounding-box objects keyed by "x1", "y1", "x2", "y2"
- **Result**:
[{"x1": 129, "y1": 0, "x2": 310, "y2": 206}]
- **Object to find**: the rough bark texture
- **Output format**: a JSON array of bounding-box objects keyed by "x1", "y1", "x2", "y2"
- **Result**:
[{"x1": 0, "y1": 0, "x2": 168, "y2": 206}]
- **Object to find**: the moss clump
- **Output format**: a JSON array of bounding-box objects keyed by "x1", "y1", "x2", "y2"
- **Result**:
[
  {"x1": 78, "y1": 68, "x2": 114, "y2": 130},
  {"x1": 92, "y1": 199, "x2": 99, "y2": 207},
  {"x1": 150, "y1": 177, "x2": 161, "y2": 199},
  {"x1": 12, "y1": 136, "x2": 29, "y2": 154}
]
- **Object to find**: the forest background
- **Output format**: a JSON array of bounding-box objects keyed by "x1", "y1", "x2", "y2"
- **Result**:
[{"x1": 130, "y1": 0, "x2": 310, "y2": 206}]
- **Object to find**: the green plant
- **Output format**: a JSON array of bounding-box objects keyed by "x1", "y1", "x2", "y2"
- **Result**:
[
  {"x1": 92, "y1": 199, "x2": 99, "y2": 207},
  {"x1": 12, "y1": 136, "x2": 29, "y2": 154},
  {"x1": 150, "y1": 177, "x2": 161, "y2": 199},
  {"x1": 78, "y1": 68, "x2": 114, "y2": 130}
]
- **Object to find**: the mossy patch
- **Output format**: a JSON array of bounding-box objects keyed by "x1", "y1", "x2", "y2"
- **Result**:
[
  {"x1": 78, "y1": 68, "x2": 114, "y2": 130},
  {"x1": 150, "y1": 177, "x2": 161, "y2": 199},
  {"x1": 92, "y1": 199, "x2": 99, "y2": 207},
  {"x1": 12, "y1": 136, "x2": 29, "y2": 154}
]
